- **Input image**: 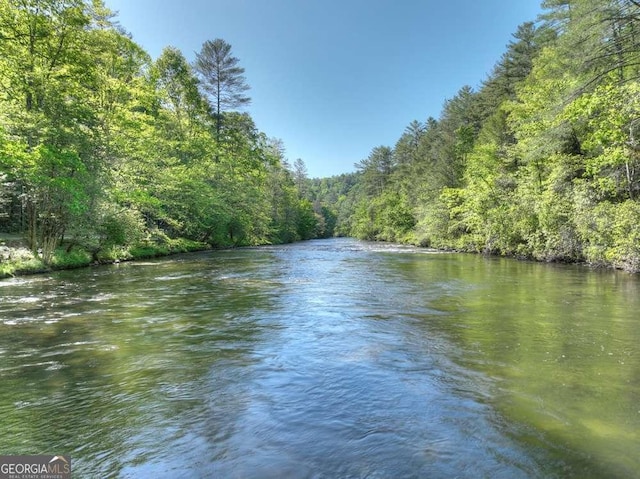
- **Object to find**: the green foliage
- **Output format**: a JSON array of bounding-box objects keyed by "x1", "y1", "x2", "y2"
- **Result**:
[
  {"x1": 51, "y1": 247, "x2": 92, "y2": 269},
  {"x1": 575, "y1": 194, "x2": 640, "y2": 271},
  {"x1": 315, "y1": 205, "x2": 337, "y2": 238},
  {"x1": 355, "y1": 146, "x2": 394, "y2": 197},
  {"x1": 0, "y1": 256, "x2": 46, "y2": 278},
  {"x1": 96, "y1": 205, "x2": 146, "y2": 248},
  {"x1": 311, "y1": 0, "x2": 640, "y2": 273},
  {"x1": 306, "y1": 173, "x2": 359, "y2": 237},
  {"x1": 0, "y1": 0, "x2": 321, "y2": 276},
  {"x1": 296, "y1": 199, "x2": 318, "y2": 241},
  {"x1": 193, "y1": 38, "x2": 251, "y2": 143},
  {"x1": 128, "y1": 243, "x2": 170, "y2": 259},
  {"x1": 3, "y1": 0, "x2": 640, "y2": 276},
  {"x1": 351, "y1": 190, "x2": 415, "y2": 242},
  {"x1": 0, "y1": 245, "x2": 43, "y2": 277}
]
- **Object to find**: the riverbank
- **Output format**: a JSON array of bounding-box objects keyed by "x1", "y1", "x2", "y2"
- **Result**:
[
  {"x1": 0, "y1": 234, "x2": 210, "y2": 279},
  {"x1": 2, "y1": 232, "x2": 635, "y2": 280},
  {"x1": 361, "y1": 234, "x2": 639, "y2": 274}
]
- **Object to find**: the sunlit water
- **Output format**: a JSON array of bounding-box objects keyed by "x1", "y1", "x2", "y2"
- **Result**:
[{"x1": 0, "y1": 238, "x2": 638, "y2": 478}]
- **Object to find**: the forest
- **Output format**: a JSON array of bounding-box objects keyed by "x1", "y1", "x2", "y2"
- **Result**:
[
  {"x1": 0, "y1": 0, "x2": 331, "y2": 276},
  {"x1": 2, "y1": 0, "x2": 640, "y2": 275},
  {"x1": 313, "y1": 0, "x2": 640, "y2": 273}
]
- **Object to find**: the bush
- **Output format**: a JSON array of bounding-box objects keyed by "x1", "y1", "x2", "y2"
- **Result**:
[
  {"x1": 51, "y1": 247, "x2": 92, "y2": 269},
  {"x1": 575, "y1": 196, "x2": 640, "y2": 272},
  {"x1": 97, "y1": 205, "x2": 146, "y2": 247}
]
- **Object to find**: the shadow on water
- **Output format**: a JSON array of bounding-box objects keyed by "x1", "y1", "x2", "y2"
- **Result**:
[{"x1": 0, "y1": 239, "x2": 638, "y2": 478}]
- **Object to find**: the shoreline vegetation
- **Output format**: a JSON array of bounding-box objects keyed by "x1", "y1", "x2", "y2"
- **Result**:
[
  {"x1": 304, "y1": 2, "x2": 640, "y2": 274},
  {"x1": 0, "y1": 234, "x2": 628, "y2": 281},
  {"x1": 3, "y1": 1, "x2": 640, "y2": 276},
  {"x1": 1, "y1": 2, "x2": 334, "y2": 276},
  {"x1": 0, "y1": 233, "x2": 211, "y2": 279}
]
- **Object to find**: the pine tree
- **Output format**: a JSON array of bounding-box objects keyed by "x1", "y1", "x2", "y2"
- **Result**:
[{"x1": 193, "y1": 39, "x2": 251, "y2": 144}]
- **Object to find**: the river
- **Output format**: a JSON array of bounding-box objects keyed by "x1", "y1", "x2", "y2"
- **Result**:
[{"x1": 0, "y1": 238, "x2": 638, "y2": 478}]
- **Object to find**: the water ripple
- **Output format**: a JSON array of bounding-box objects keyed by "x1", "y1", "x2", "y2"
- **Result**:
[{"x1": 0, "y1": 239, "x2": 638, "y2": 478}]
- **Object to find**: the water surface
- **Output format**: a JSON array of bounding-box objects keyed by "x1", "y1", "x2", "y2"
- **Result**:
[{"x1": 0, "y1": 238, "x2": 638, "y2": 477}]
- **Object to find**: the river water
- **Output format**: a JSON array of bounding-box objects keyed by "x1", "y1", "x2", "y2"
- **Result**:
[{"x1": 0, "y1": 238, "x2": 638, "y2": 478}]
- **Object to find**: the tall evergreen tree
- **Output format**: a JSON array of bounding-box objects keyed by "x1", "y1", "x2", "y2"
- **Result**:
[
  {"x1": 193, "y1": 38, "x2": 251, "y2": 144},
  {"x1": 293, "y1": 158, "x2": 309, "y2": 197},
  {"x1": 355, "y1": 146, "x2": 394, "y2": 197}
]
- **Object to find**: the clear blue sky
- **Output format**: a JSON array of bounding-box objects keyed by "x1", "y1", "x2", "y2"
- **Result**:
[{"x1": 105, "y1": 0, "x2": 543, "y2": 178}]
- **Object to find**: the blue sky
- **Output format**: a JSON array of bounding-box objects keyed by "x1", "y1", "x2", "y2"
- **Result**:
[{"x1": 105, "y1": 0, "x2": 543, "y2": 178}]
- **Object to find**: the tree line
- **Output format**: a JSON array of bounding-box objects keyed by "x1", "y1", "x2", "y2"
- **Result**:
[
  {"x1": 309, "y1": 0, "x2": 640, "y2": 272},
  {"x1": 0, "y1": 0, "x2": 330, "y2": 269},
  {"x1": 3, "y1": 0, "x2": 639, "y2": 274}
]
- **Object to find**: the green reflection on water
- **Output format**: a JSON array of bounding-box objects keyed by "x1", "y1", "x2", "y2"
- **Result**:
[
  {"x1": 1, "y1": 244, "x2": 639, "y2": 477},
  {"x1": 397, "y1": 253, "x2": 640, "y2": 477},
  {"x1": 0, "y1": 251, "x2": 281, "y2": 476}
]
